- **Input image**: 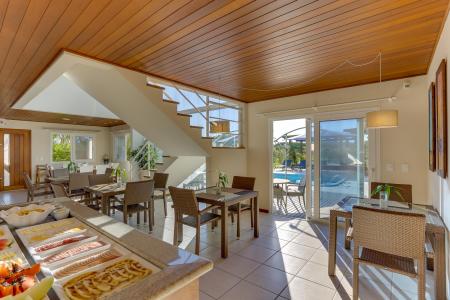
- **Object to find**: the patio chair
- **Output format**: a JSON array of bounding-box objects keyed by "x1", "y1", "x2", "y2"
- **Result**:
[
  {"x1": 53, "y1": 168, "x2": 69, "y2": 178},
  {"x1": 280, "y1": 159, "x2": 293, "y2": 170},
  {"x1": 23, "y1": 172, "x2": 52, "y2": 202},
  {"x1": 169, "y1": 186, "x2": 220, "y2": 254},
  {"x1": 152, "y1": 172, "x2": 169, "y2": 217},
  {"x1": 228, "y1": 176, "x2": 256, "y2": 238},
  {"x1": 113, "y1": 180, "x2": 154, "y2": 231},
  {"x1": 287, "y1": 177, "x2": 306, "y2": 209},
  {"x1": 352, "y1": 206, "x2": 426, "y2": 300},
  {"x1": 274, "y1": 185, "x2": 285, "y2": 209},
  {"x1": 50, "y1": 182, "x2": 69, "y2": 198}
]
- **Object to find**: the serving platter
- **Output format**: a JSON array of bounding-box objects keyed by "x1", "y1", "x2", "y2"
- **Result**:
[
  {"x1": 16, "y1": 217, "x2": 161, "y2": 300},
  {"x1": 0, "y1": 224, "x2": 29, "y2": 267}
]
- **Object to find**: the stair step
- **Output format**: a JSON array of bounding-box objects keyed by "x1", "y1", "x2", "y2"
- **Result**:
[
  {"x1": 177, "y1": 112, "x2": 191, "y2": 117},
  {"x1": 202, "y1": 136, "x2": 214, "y2": 139},
  {"x1": 146, "y1": 83, "x2": 165, "y2": 90},
  {"x1": 190, "y1": 125, "x2": 203, "y2": 129},
  {"x1": 163, "y1": 99, "x2": 180, "y2": 105}
]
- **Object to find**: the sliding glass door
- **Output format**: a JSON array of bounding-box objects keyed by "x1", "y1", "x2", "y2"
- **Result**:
[{"x1": 318, "y1": 118, "x2": 368, "y2": 218}]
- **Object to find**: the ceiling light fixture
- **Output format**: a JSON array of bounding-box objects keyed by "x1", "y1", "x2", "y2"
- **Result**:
[{"x1": 366, "y1": 52, "x2": 398, "y2": 129}]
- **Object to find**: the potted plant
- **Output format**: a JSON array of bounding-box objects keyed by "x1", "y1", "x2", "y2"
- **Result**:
[
  {"x1": 114, "y1": 167, "x2": 128, "y2": 184},
  {"x1": 67, "y1": 161, "x2": 77, "y2": 173},
  {"x1": 216, "y1": 171, "x2": 229, "y2": 195},
  {"x1": 371, "y1": 183, "x2": 405, "y2": 202},
  {"x1": 129, "y1": 143, "x2": 159, "y2": 180}
]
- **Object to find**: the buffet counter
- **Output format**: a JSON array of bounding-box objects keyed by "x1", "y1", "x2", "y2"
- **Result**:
[{"x1": 0, "y1": 197, "x2": 213, "y2": 300}]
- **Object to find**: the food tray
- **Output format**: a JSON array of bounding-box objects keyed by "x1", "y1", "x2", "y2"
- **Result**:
[
  {"x1": 17, "y1": 218, "x2": 161, "y2": 300},
  {"x1": 0, "y1": 224, "x2": 29, "y2": 267},
  {"x1": 31, "y1": 234, "x2": 98, "y2": 258},
  {"x1": 16, "y1": 218, "x2": 86, "y2": 248}
]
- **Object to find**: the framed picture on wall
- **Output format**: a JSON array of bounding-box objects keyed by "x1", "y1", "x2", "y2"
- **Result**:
[
  {"x1": 436, "y1": 59, "x2": 447, "y2": 178},
  {"x1": 429, "y1": 82, "x2": 436, "y2": 171}
]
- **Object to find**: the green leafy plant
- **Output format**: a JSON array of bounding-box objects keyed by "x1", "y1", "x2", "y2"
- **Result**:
[
  {"x1": 371, "y1": 184, "x2": 405, "y2": 201},
  {"x1": 114, "y1": 167, "x2": 128, "y2": 182},
  {"x1": 67, "y1": 161, "x2": 77, "y2": 173},
  {"x1": 218, "y1": 171, "x2": 229, "y2": 188},
  {"x1": 129, "y1": 143, "x2": 159, "y2": 170}
]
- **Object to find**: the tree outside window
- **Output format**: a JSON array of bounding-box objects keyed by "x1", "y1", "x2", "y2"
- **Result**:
[{"x1": 52, "y1": 133, "x2": 71, "y2": 162}]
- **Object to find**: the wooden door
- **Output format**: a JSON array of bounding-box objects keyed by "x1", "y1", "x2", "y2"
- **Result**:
[{"x1": 0, "y1": 129, "x2": 31, "y2": 191}]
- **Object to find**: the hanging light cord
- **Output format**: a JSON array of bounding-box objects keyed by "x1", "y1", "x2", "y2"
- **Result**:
[{"x1": 219, "y1": 52, "x2": 382, "y2": 92}]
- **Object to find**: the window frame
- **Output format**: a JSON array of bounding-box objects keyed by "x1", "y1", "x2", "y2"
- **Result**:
[{"x1": 50, "y1": 132, "x2": 96, "y2": 163}]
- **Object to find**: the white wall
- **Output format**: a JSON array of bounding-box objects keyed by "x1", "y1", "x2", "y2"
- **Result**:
[
  {"x1": 247, "y1": 76, "x2": 429, "y2": 210},
  {"x1": 0, "y1": 119, "x2": 111, "y2": 181}
]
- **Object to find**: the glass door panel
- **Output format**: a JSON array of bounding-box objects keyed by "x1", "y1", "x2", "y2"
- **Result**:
[{"x1": 319, "y1": 119, "x2": 368, "y2": 218}]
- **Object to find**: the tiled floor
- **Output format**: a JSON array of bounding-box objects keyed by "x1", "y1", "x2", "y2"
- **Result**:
[{"x1": 9, "y1": 191, "x2": 436, "y2": 300}]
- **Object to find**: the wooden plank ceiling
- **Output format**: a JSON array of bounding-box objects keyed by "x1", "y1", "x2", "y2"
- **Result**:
[
  {"x1": 0, "y1": 0, "x2": 448, "y2": 115},
  {"x1": 4, "y1": 109, "x2": 125, "y2": 127}
]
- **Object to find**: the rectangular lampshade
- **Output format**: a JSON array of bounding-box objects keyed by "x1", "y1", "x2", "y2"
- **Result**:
[
  {"x1": 210, "y1": 121, "x2": 230, "y2": 133},
  {"x1": 366, "y1": 110, "x2": 398, "y2": 128}
]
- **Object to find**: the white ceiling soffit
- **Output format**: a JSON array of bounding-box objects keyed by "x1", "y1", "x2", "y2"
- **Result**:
[{"x1": 13, "y1": 73, "x2": 118, "y2": 119}]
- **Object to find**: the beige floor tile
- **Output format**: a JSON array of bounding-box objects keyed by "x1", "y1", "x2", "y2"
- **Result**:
[
  {"x1": 291, "y1": 233, "x2": 327, "y2": 249},
  {"x1": 296, "y1": 261, "x2": 343, "y2": 289},
  {"x1": 337, "y1": 277, "x2": 392, "y2": 300},
  {"x1": 269, "y1": 229, "x2": 300, "y2": 242},
  {"x1": 245, "y1": 264, "x2": 294, "y2": 294},
  {"x1": 220, "y1": 280, "x2": 277, "y2": 300},
  {"x1": 280, "y1": 277, "x2": 336, "y2": 300},
  {"x1": 200, "y1": 268, "x2": 240, "y2": 299},
  {"x1": 280, "y1": 242, "x2": 316, "y2": 260},
  {"x1": 251, "y1": 235, "x2": 288, "y2": 251},
  {"x1": 216, "y1": 254, "x2": 261, "y2": 278},
  {"x1": 200, "y1": 246, "x2": 226, "y2": 263},
  {"x1": 309, "y1": 249, "x2": 329, "y2": 266},
  {"x1": 264, "y1": 252, "x2": 307, "y2": 275},
  {"x1": 228, "y1": 239, "x2": 252, "y2": 253},
  {"x1": 237, "y1": 244, "x2": 277, "y2": 263},
  {"x1": 200, "y1": 291, "x2": 215, "y2": 300}
]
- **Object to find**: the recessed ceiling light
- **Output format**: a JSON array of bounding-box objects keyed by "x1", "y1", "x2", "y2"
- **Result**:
[{"x1": 62, "y1": 117, "x2": 71, "y2": 121}]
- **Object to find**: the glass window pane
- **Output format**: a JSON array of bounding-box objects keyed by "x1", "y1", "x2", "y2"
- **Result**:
[
  {"x1": 113, "y1": 135, "x2": 127, "y2": 161},
  {"x1": 52, "y1": 133, "x2": 71, "y2": 162},
  {"x1": 74, "y1": 136, "x2": 93, "y2": 160}
]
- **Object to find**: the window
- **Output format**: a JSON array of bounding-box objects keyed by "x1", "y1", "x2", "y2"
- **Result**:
[
  {"x1": 51, "y1": 133, "x2": 95, "y2": 162},
  {"x1": 52, "y1": 133, "x2": 71, "y2": 162},
  {"x1": 74, "y1": 136, "x2": 93, "y2": 160},
  {"x1": 113, "y1": 134, "x2": 129, "y2": 162}
]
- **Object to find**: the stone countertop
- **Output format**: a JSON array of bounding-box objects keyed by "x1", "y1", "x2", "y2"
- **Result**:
[{"x1": 3, "y1": 198, "x2": 213, "y2": 300}]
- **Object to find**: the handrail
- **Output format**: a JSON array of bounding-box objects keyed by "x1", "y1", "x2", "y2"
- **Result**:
[{"x1": 173, "y1": 87, "x2": 208, "y2": 121}]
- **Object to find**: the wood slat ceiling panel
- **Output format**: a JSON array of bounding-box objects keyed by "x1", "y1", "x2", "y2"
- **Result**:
[
  {"x1": 0, "y1": 0, "x2": 447, "y2": 113},
  {"x1": 4, "y1": 109, "x2": 126, "y2": 127}
]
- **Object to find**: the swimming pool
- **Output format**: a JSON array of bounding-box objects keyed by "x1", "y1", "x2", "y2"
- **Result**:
[{"x1": 273, "y1": 172, "x2": 305, "y2": 183}]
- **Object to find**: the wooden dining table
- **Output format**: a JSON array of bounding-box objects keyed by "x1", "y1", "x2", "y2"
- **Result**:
[
  {"x1": 196, "y1": 187, "x2": 259, "y2": 258},
  {"x1": 328, "y1": 196, "x2": 446, "y2": 299},
  {"x1": 84, "y1": 183, "x2": 126, "y2": 215}
]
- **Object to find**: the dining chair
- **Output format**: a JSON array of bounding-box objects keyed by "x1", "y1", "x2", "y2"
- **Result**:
[
  {"x1": 68, "y1": 172, "x2": 91, "y2": 199},
  {"x1": 23, "y1": 172, "x2": 52, "y2": 202},
  {"x1": 152, "y1": 172, "x2": 169, "y2": 218},
  {"x1": 105, "y1": 167, "x2": 114, "y2": 179},
  {"x1": 169, "y1": 186, "x2": 220, "y2": 254},
  {"x1": 287, "y1": 177, "x2": 306, "y2": 209},
  {"x1": 50, "y1": 182, "x2": 69, "y2": 198},
  {"x1": 352, "y1": 206, "x2": 426, "y2": 300},
  {"x1": 53, "y1": 168, "x2": 69, "y2": 178},
  {"x1": 113, "y1": 180, "x2": 155, "y2": 232},
  {"x1": 228, "y1": 176, "x2": 255, "y2": 237},
  {"x1": 88, "y1": 174, "x2": 112, "y2": 186}
]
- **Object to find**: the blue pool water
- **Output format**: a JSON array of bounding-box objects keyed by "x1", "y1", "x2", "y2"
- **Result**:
[{"x1": 273, "y1": 172, "x2": 305, "y2": 183}]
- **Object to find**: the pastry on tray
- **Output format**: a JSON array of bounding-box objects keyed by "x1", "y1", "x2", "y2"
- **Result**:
[
  {"x1": 27, "y1": 227, "x2": 85, "y2": 245},
  {"x1": 63, "y1": 259, "x2": 151, "y2": 300},
  {"x1": 53, "y1": 250, "x2": 121, "y2": 279}
]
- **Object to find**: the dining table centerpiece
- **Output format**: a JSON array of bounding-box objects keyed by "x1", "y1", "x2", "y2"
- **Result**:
[{"x1": 216, "y1": 171, "x2": 229, "y2": 195}]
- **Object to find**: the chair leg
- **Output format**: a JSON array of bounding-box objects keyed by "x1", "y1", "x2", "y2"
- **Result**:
[
  {"x1": 123, "y1": 208, "x2": 128, "y2": 224},
  {"x1": 231, "y1": 212, "x2": 235, "y2": 224},
  {"x1": 144, "y1": 202, "x2": 147, "y2": 223},
  {"x1": 173, "y1": 217, "x2": 178, "y2": 246},
  {"x1": 195, "y1": 216, "x2": 200, "y2": 255},
  {"x1": 418, "y1": 257, "x2": 426, "y2": 300},
  {"x1": 148, "y1": 201, "x2": 153, "y2": 232},
  {"x1": 237, "y1": 203, "x2": 241, "y2": 239},
  {"x1": 163, "y1": 191, "x2": 167, "y2": 217},
  {"x1": 353, "y1": 260, "x2": 359, "y2": 300},
  {"x1": 250, "y1": 198, "x2": 254, "y2": 228},
  {"x1": 344, "y1": 219, "x2": 351, "y2": 249},
  {"x1": 137, "y1": 211, "x2": 140, "y2": 224}
]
